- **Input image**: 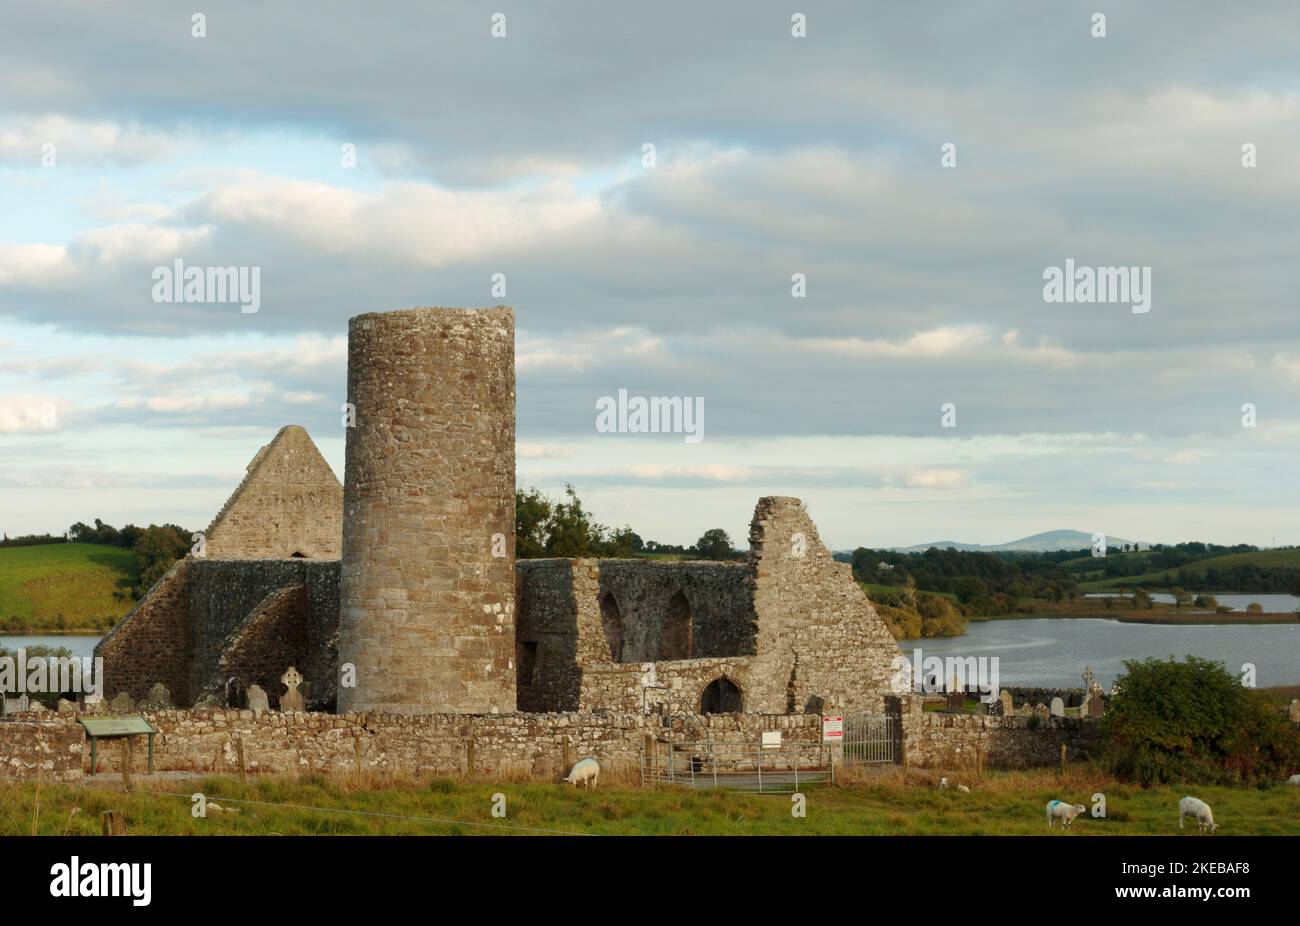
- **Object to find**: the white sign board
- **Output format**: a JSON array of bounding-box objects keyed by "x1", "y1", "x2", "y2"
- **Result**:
[
  {"x1": 822, "y1": 716, "x2": 843, "y2": 741},
  {"x1": 761, "y1": 731, "x2": 782, "y2": 749}
]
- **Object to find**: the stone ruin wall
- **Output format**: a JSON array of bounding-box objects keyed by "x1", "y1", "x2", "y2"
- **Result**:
[
  {"x1": 338, "y1": 307, "x2": 516, "y2": 715},
  {"x1": 188, "y1": 559, "x2": 339, "y2": 708},
  {"x1": 93, "y1": 559, "x2": 192, "y2": 705},
  {"x1": 203, "y1": 424, "x2": 343, "y2": 560},
  {"x1": 594, "y1": 560, "x2": 756, "y2": 661},
  {"x1": 745, "y1": 497, "x2": 902, "y2": 715},
  {"x1": 95, "y1": 558, "x2": 340, "y2": 707}
]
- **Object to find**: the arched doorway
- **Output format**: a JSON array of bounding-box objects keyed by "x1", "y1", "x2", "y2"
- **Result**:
[
  {"x1": 700, "y1": 677, "x2": 743, "y2": 714},
  {"x1": 599, "y1": 592, "x2": 623, "y2": 662},
  {"x1": 659, "y1": 590, "x2": 693, "y2": 660}
]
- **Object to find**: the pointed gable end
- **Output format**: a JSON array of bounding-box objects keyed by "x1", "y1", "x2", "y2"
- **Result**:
[{"x1": 204, "y1": 425, "x2": 343, "y2": 559}]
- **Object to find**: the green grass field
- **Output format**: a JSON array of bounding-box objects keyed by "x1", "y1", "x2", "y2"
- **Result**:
[
  {"x1": 5, "y1": 769, "x2": 1297, "y2": 836},
  {"x1": 0, "y1": 543, "x2": 139, "y2": 632},
  {"x1": 1077, "y1": 548, "x2": 1300, "y2": 592}
]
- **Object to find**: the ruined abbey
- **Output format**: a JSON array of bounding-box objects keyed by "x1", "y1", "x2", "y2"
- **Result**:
[{"x1": 94, "y1": 306, "x2": 903, "y2": 720}]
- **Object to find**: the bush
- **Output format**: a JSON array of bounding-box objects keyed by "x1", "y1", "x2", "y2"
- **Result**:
[{"x1": 1101, "y1": 656, "x2": 1300, "y2": 786}]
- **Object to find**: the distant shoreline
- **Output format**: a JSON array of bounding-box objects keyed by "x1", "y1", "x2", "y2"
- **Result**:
[{"x1": 970, "y1": 611, "x2": 1298, "y2": 627}]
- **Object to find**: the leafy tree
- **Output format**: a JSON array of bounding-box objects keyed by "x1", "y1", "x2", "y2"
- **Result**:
[
  {"x1": 691, "y1": 528, "x2": 736, "y2": 561},
  {"x1": 1102, "y1": 656, "x2": 1300, "y2": 785},
  {"x1": 132, "y1": 524, "x2": 191, "y2": 596},
  {"x1": 514, "y1": 488, "x2": 553, "y2": 559},
  {"x1": 545, "y1": 485, "x2": 604, "y2": 557}
]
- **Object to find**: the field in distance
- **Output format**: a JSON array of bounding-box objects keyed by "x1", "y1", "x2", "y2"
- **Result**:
[{"x1": 0, "y1": 542, "x2": 138, "y2": 633}]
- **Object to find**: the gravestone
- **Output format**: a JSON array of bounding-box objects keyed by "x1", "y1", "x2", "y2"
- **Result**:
[
  {"x1": 246, "y1": 684, "x2": 269, "y2": 713},
  {"x1": 1033, "y1": 703, "x2": 1050, "y2": 720},
  {"x1": 1289, "y1": 699, "x2": 1300, "y2": 724},
  {"x1": 280, "y1": 667, "x2": 305, "y2": 712},
  {"x1": 110, "y1": 692, "x2": 134, "y2": 712},
  {"x1": 1050, "y1": 696, "x2": 1065, "y2": 717},
  {"x1": 145, "y1": 683, "x2": 172, "y2": 709},
  {"x1": 1086, "y1": 693, "x2": 1105, "y2": 717}
]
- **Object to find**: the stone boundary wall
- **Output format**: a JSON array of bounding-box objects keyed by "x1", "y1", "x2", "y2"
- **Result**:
[
  {"x1": 0, "y1": 721, "x2": 84, "y2": 781},
  {"x1": 0, "y1": 710, "x2": 824, "y2": 782},
  {"x1": 897, "y1": 704, "x2": 1102, "y2": 769}
]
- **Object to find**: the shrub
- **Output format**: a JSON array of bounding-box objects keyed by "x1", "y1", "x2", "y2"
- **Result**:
[{"x1": 1101, "y1": 656, "x2": 1300, "y2": 786}]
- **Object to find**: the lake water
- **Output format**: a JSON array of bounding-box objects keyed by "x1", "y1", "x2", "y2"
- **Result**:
[
  {"x1": 1085, "y1": 592, "x2": 1300, "y2": 612},
  {"x1": 0, "y1": 635, "x2": 102, "y2": 657},
  {"x1": 899, "y1": 618, "x2": 1300, "y2": 689}
]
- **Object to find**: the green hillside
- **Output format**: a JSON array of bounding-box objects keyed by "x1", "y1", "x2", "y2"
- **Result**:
[
  {"x1": 1078, "y1": 548, "x2": 1300, "y2": 591},
  {"x1": 0, "y1": 543, "x2": 139, "y2": 632}
]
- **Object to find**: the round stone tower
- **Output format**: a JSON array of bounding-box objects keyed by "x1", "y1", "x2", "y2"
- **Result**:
[{"x1": 338, "y1": 306, "x2": 516, "y2": 714}]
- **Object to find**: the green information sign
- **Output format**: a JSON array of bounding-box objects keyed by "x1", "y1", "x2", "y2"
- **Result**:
[{"x1": 78, "y1": 715, "x2": 158, "y2": 774}]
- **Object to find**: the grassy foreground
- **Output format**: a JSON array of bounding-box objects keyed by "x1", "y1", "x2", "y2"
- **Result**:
[
  {"x1": 0, "y1": 543, "x2": 138, "y2": 632},
  {"x1": 3, "y1": 769, "x2": 1298, "y2": 836}
]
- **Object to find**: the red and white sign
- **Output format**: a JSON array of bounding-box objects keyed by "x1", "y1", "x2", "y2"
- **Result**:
[{"x1": 822, "y1": 716, "x2": 843, "y2": 740}]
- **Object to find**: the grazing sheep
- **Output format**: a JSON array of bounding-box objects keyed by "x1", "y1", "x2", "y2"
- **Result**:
[
  {"x1": 1179, "y1": 796, "x2": 1217, "y2": 833},
  {"x1": 1288, "y1": 774, "x2": 1300, "y2": 786},
  {"x1": 957, "y1": 784, "x2": 971, "y2": 793},
  {"x1": 938, "y1": 777, "x2": 950, "y2": 789},
  {"x1": 1046, "y1": 799, "x2": 1086, "y2": 829},
  {"x1": 563, "y1": 757, "x2": 600, "y2": 790}
]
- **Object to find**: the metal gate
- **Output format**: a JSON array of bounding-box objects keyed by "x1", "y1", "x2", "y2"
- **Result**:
[
  {"x1": 640, "y1": 739, "x2": 833, "y2": 792},
  {"x1": 840, "y1": 714, "x2": 898, "y2": 765}
]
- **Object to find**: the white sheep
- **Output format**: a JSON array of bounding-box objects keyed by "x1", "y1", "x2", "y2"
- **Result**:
[
  {"x1": 1179, "y1": 796, "x2": 1217, "y2": 833},
  {"x1": 1288, "y1": 774, "x2": 1300, "y2": 786},
  {"x1": 957, "y1": 784, "x2": 971, "y2": 793},
  {"x1": 563, "y1": 757, "x2": 600, "y2": 790},
  {"x1": 938, "y1": 777, "x2": 949, "y2": 789},
  {"x1": 1046, "y1": 799, "x2": 1086, "y2": 829}
]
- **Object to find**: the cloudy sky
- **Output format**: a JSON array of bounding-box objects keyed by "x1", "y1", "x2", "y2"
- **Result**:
[{"x1": 2, "y1": 1, "x2": 1299, "y2": 550}]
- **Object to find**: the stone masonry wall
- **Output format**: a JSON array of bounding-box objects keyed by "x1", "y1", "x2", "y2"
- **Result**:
[
  {"x1": 188, "y1": 559, "x2": 340, "y2": 707},
  {"x1": 0, "y1": 720, "x2": 84, "y2": 781},
  {"x1": 594, "y1": 560, "x2": 755, "y2": 661},
  {"x1": 96, "y1": 558, "x2": 339, "y2": 707},
  {"x1": 893, "y1": 699, "x2": 1102, "y2": 769},
  {"x1": 746, "y1": 497, "x2": 903, "y2": 714},
  {"x1": 94, "y1": 559, "x2": 192, "y2": 704},
  {"x1": 204, "y1": 424, "x2": 343, "y2": 560},
  {"x1": 1, "y1": 710, "x2": 824, "y2": 782},
  {"x1": 213, "y1": 585, "x2": 311, "y2": 710},
  {"x1": 339, "y1": 306, "x2": 516, "y2": 714}
]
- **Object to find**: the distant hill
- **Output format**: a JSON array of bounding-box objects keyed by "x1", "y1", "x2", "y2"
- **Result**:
[
  {"x1": 893, "y1": 529, "x2": 1143, "y2": 554},
  {"x1": 0, "y1": 543, "x2": 138, "y2": 632}
]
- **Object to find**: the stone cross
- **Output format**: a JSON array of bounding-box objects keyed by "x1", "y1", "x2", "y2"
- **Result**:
[
  {"x1": 1082, "y1": 666, "x2": 1097, "y2": 692},
  {"x1": 280, "y1": 667, "x2": 305, "y2": 712}
]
